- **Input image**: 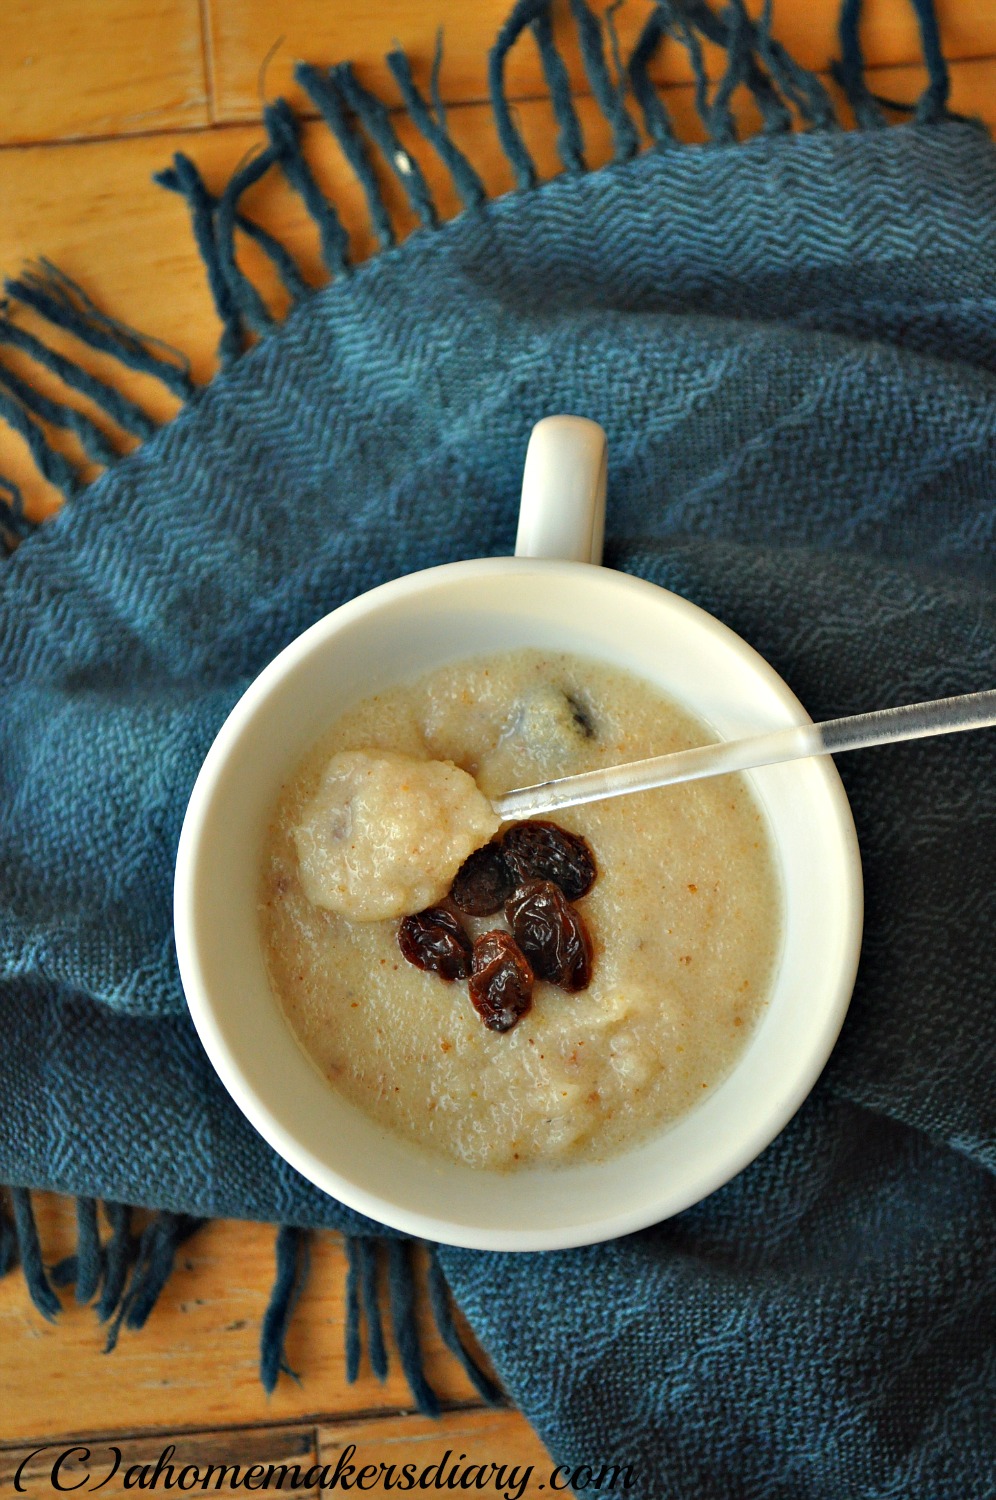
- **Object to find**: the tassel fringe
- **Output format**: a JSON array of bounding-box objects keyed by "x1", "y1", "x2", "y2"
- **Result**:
[
  {"x1": 10, "y1": 1188, "x2": 61, "y2": 1321},
  {"x1": 426, "y1": 1245, "x2": 505, "y2": 1405},
  {"x1": 387, "y1": 1240, "x2": 440, "y2": 1418},
  {"x1": 103, "y1": 1211, "x2": 205, "y2": 1351},
  {"x1": 259, "y1": 1224, "x2": 311, "y2": 1394},
  {"x1": 0, "y1": 1196, "x2": 501, "y2": 1412},
  {"x1": 341, "y1": 1237, "x2": 502, "y2": 1414},
  {"x1": 0, "y1": 1190, "x2": 18, "y2": 1276},
  {"x1": 0, "y1": 0, "x2": 959, "y2": 529},
  {"x1": 358, "y1": 1235, "x2": 389, "y2": 1380}
]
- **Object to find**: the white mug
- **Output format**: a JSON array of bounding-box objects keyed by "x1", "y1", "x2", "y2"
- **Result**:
[{"x1": 174, "y1": 416, "x2": 863, "y2": 1251}]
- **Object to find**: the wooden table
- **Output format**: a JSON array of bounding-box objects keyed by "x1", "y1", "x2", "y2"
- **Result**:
[
  {"x1": 2, "y1": 1, "x2": 995, "y2": 1491},
  {"x1": 1, "y1": 1199, "x2": 550, "y2": 1494}
]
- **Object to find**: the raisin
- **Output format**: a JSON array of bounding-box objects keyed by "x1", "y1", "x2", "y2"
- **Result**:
[
  {"x1": 469, "y1": 931, "x2": 534, "y2": 1033},
  {"x1": 565, "y1": 693, "x2": 595, "y2": 739},
  {"x1": 501, "y1": 820, "x2": 597, "y2": 900},
  {"x1": 505, "y1": 879, "x2": 593, "y2": 992},
  {"x1": 450, "y1": 842, "x2": 516, "y2": 915},
  {"x1": 398, "y1": 907, "x2": 472, "y2": 981}
]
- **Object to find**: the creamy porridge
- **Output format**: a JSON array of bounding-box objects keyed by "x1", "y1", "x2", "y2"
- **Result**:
[{"x1": 260, "y1": 650, "x2": 782, "y2": 1169}]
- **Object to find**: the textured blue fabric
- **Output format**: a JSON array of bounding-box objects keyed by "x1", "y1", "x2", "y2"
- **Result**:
[{"x1": 2, "y1": 115, "x2": 995, "y2": 1494}]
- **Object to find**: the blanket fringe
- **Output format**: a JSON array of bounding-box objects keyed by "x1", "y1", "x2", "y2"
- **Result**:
[
  {"x1": 0, "y1": 317, "x2": 158, "y2": 440},
  {"x1": 347, "y1": 1234, "x2": 389, "y2": 1380},
  {"x1": 0, "y1": 387, "x2": 81, "y2": 502},
  {"x1": 628, "y1": 9, "x2": 674, "y2": 146},
  {"x1": 340, "y1": 1236, "x2": 501, "y2": 1414},
  {"x1": 266, "y1": 98, "x2": 352, "y2": 275},
  {"x1": 489, "y1": 0, "x2": 545, "y2": 190},
  {"x1": 336, "y1": 63, "x2": 441, "y2": 229},
  {"x1": 0, "y1": 0, "x2": 960, "y2": 528},
  {"x1": 6, "y1": 259, "x2": 193, "y2": 400},
  {"x1": 296, "y1": 63, "x2": 397, "y2": 251},
  {"x1": 756, "y1": 0, "x2": 837, "y2": 132},
  {"x1": 155, "y1": 155, "x2": 251, "y2": 369},
  {"x1": 0, "y1": 1194, "x2": 499, "y2": 1411},
  {"x1": 534, "y1": 7, "x2": 589, "y2": 171},
  {"x1": 0, "y1": 365, "x2": 119, "y2": 469},
  {"x1": 0, "y1": 1193, "x2": 197, "y2": 1341},
  {"x1": 425, "y1": 1245, "x2": 504, "y2": 1405},
  {"x1": 96, "y1": 1202, "x2": 136, "y2": 1321},
  {"x1": 570, "y1": 0, "x2": 640, "y2": 160},
  {"x1": 50, "y1": 1195, "x2": 104, "y2": 1304},
  {"x1": 387, "y1": 45, "x2": 488, "y2": 207},
  {"x1": 10, "y1": 1188, "x2": 61, "y2": 1321},
  {"x1": 214, "y1": 150, "x2": 288, "y2": 339},
  {"x1": 103, "y1": 1211, "x2": 206, "y2": 1352},
  {"x1": 0, "y1": 1187, "x2": 19, "y2": 1276},
  {"x1": 387, "y1": 1239, "x2": 440, "y2": 1417},
  {"x1": 0, "y1": 475, "x2": 36, "y2": 556},
  {"x1": 260, "y1": 1223, "x2": 311, "y2": 1394}
]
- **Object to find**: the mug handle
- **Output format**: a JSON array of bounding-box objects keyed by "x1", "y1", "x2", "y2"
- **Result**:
[{"x1": 514, "y1": 415, "x2": 607, "y2": 565}]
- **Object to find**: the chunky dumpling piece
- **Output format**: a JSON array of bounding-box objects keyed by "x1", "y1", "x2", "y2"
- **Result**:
[{"x1": 292, "y1": 751, "x2": 500, "y2": 921}]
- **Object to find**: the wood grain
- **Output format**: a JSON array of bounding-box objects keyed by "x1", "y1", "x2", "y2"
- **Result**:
[
  {"x1": 0, "y1": 0, "x2": 209, "y2": 147},
  {"x1": 2, "y1": 0, "x2": 996, "y2": 1479},
  {"x1": 2, "y1": 1425, "x2": 320, "y2": 1497},
  {"x1": 316, "y1": 1409, "x2": 557, "y2": 1495},
  {"x1": 1, "y1": 1408, "x2": 554, "y2": 1499},
  {"x1": 205, "y1": 0, "x2": 996, "y2": 124},
  {"x1": 4, "y1": 51, "x2": 993, "y2": 523},
  {"x1": 4, "y1": 48, "x2": 991, "y2": 369},
  {"x1": 3, "y1": 0, "x2": 991, "y2": 149},
  {"x1": 0, "y1": 1197, "x2": 492, "y2": 1446},
  {"x1": 0, "y1": 90, "x2": 606, "y2": 520}
]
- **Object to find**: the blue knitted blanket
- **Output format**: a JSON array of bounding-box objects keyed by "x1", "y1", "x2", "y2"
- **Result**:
[{"x1": 2, "y1": 2, "x2": 994, "y2": 1493}]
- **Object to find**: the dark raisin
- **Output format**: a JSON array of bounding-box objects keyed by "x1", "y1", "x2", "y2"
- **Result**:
[
  {"x1": 565, "y1": 693, "x2": 595, "y2": 739},
  {"x1": 505, "y1": 879, "x2": 593, "y2": 992},
  {"x1": 398, "y1": 907, "x2": 472, "y2": 981},
  {"x1": 450, "y1": 842, "x2": 516, "y2": 915},
  {"x1": 501, "y1": 820, "x2": 597, "y2": 900},
  {"x1": 469, "y1": 931, "x2": 534, "y2": 1032}
]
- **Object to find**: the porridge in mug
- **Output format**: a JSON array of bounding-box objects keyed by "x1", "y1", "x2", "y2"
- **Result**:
[{"x1": 259, "y1": 650, "x2": 782, "y2": 1169}]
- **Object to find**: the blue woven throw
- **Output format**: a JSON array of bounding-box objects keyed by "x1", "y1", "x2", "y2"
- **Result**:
[{"x1": 1, "y1": 1, "x2": 994, "y2": 1493}]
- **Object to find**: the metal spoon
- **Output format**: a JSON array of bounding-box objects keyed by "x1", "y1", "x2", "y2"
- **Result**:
[{"x1": 492, "y1": 689, "x2": 996, "y2": 822}]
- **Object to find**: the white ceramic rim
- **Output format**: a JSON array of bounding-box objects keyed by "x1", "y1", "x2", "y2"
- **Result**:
[{"x1": 175, "y1": 557, "x2": 863, "y2": 1250}]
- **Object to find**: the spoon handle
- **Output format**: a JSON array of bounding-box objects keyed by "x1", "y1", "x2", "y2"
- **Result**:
[{"x1": 492, "y1": 688, "x2": 996, "y2": 821}]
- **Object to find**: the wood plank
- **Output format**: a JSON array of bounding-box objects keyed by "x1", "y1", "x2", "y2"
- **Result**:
[
  {"x1": 0, "y1": 94, "x2": 600, "y2": 522},
  {"x1": 0, "y1": 1409, "x2": 554, "y2": 1499},
  {"x1": 0, "y1": 0, "x2": 209, "y2": 148},
  {"x1": 1, "y1": 1424, "x2": 320, "y2": 1498},
  {"x1": 0, "y1": 1196, "x2": 495, "y2": 1446},
  {"x1": 317, "y1": 1408, "x2": 557, "y2": 1495},
  {"x1": 1, "y1": 0, "x2": 991, "y2": 147},
  {"x1": 1, "y1": 52, "x2": 993, "y2": 520},
  {"x1": 206, "y1": 0, "x2": 996, "y2": 125},
  {"x1": 4, "y1": 47, "x2": 988, "y2": 375}
]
